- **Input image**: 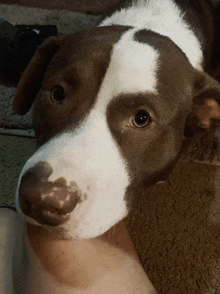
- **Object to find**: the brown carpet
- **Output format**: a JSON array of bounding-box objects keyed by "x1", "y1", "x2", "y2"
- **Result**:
[
  {"x1": 1, "y1": 1, "x2": 220, "y2": 293},
  {"x1": 125, "y1": 160, "x2": 220, "y2": 293}
]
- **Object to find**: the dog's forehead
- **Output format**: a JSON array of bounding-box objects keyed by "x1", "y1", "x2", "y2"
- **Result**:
[
  {"x1": 93, "y1": 28, "x2": 160, "y2": 112},
  {"x1": 51, "y1": 27, "x2": 160, "y2": 92},
  {"x1": 45, "y1": 26, "x2": 193, "y2": 114},
  {"x1": 53, "y1": 26, "x2": 132, "y2": 65},
  {"x1": 94, "y1": 28, "x2": 192, "y2": 111},
  {"x1": 60, "y1": 26, "x2": 190, "y2": 86}
]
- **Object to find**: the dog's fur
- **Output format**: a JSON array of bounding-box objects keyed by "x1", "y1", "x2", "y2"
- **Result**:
[{"x1": 13, "y1": 0, "x2": 220, "y2": 240}]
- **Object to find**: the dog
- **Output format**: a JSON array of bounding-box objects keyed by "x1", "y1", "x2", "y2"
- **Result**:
[{"x1": 12, "y1": 0, "x2": 220, "y2": 241}]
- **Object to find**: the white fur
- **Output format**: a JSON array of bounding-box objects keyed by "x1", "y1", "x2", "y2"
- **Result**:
[
  {"x1": 100, "y1": 0, "x2": 203, "y2": 70},
  {"x1": 15, "y1": 109, "x2": 130, "y2": 239},
  {"x1": 95, "y1": 28, "x2": 159, "y2": 113}
]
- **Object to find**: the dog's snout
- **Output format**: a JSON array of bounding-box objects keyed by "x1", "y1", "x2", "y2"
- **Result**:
[{"x1": 19, "y1": 161, "x2": 80, "y2": 226}]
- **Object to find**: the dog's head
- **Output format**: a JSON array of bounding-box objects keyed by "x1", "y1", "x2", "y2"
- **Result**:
[{"x1": 13, "y1": 26, "x2": 220, "y2": 239}]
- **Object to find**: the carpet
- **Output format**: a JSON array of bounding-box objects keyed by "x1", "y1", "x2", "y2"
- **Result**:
[
  {"x1": 125, "y1": 160, "x2": 220, "y2": 294},
  {"x1": 1, "y1": 2, "x2": 220, "y2": 294}
]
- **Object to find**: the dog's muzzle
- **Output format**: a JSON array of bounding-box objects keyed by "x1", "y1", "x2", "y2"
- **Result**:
[
  {"x1": 15, "y1": 110, "x2": 130, "y2": 239},
  {"x1": 19, "y1": 161, "x2": 80, "y2": 226}
]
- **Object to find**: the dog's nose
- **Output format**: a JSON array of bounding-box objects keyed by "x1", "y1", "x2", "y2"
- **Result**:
[{"x1": 19, "y1": 161, "x2": 80, "y2": 226}]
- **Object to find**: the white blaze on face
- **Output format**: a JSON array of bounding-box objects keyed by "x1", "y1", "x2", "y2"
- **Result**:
[
  {"x1": 15, "y1": 29, "x2": 159, "y2": 239},
  {"x1": 100, "y1": 0, "x2": 203, "y2": 70},
  {"x1": 95, "y1": 28, "x2": 159, "y2": 113}
]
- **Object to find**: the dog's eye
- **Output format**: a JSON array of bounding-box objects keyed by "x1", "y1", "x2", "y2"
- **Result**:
[
  {"x1": 50, "y1": 86, "x2": 65, "y2": 103},
  {"x1": 132, "y1": 110, "x2": 151, "y2": 128}
]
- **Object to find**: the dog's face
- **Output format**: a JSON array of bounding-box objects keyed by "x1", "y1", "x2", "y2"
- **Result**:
[{"x1": 13, "y1": 26, "x2": 220, "y2": 239}]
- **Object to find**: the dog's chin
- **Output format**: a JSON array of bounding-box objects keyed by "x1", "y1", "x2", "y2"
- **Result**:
[
  {"x1": 44, "y1": 224, "x2": 109, "y2": 240},
  {"x1": 16, "y1": 205, "x2": 126, "y2": 240}
]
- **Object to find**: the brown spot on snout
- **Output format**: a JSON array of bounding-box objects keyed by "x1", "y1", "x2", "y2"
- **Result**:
[
  {"x1": 78, "y1": 193, "x2": 88, "y2": 204},
  {"x1": 19, "y1": 161, "x2": 80, "y2": 226}
]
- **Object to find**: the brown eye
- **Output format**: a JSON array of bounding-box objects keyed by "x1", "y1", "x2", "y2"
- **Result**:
[
  {"x1": 132, "y1": 110, "x2": 151, "y2": 128},
  {"x1": 50, "y1": 86, "x2": 65, "y2": 103}
]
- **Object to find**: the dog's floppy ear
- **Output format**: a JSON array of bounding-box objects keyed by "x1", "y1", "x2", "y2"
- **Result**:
[
  {"x1": 182, "y1": 71, "x2": 220, "y2": 162},
  {"x1": 12, "y1": 35, "x2": 66, "y2": 115}
]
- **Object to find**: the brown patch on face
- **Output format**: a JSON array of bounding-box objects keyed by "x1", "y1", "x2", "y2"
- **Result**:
[
  {"x1": 19, "y1": 162, "x2": 81, "y2": 226},
  {"x1": 32, "y1": 25, "x2": 132, "y2": 145},
  {"x1": 107, "y1": 29, "x2": 196, "y2": 192},
  {"x1": 84, "y1": 193, "x2": 88, "y2": 201},
  {"x1": 107, "y1": 94, "x2": 179, "y2": 188}
]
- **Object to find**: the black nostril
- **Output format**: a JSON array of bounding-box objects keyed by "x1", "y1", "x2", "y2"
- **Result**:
[{"x1": 19, "y1": 161, "x2": 80, "y2": 226}]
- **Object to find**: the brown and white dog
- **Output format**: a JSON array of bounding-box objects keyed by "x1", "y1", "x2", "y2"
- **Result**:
[{"x1": 12, "y1": 0, "x2": 220, "y2": 241}]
